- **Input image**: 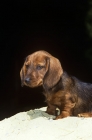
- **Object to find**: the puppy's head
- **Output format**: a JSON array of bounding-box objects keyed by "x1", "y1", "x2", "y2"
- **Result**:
[{"x1": 20, "y1": 50, "x2": 63, "y2": 89}]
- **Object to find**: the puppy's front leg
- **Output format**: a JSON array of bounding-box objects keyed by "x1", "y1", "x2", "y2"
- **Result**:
[
  {"x1": 55, "y1": 101, "x2": 75, "y2": 120},
  {"x1": 46, "y1": 102, "x2": 57, "y2": 116}
]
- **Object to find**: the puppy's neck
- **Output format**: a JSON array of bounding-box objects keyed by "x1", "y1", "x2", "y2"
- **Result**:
[{"x1": 43, "y1": 78, "x2": 62, "y2": 93}]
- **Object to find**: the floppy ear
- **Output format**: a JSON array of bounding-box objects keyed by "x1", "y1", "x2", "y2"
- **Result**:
[{"x1": 43, "y1": 56, "x2": 63, "y2": 89}]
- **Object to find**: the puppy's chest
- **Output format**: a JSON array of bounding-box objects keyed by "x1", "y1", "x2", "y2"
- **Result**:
[{"x1": 44, "y1": 90, "x2": 65, "y2": 107}]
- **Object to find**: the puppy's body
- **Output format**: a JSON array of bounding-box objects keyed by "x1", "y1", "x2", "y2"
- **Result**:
[
  {"x1": 44, "y1": 72, "x2": 92, "y2": 119},
  {"x1": 20, "y1": 50, "x2": 92, "y2": 119}
]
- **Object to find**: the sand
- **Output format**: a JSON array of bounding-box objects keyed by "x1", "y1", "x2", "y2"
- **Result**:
[{"x1": 0, "y1": 107, "x2": 92, "y2": 140}]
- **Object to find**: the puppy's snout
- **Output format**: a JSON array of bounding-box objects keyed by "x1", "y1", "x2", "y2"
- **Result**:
[{"x1": 25, "y1": 78, "x2": 30, "y2": 83}]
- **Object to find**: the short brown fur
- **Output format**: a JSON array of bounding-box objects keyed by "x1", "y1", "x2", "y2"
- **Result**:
[{"x1": 20, "y1": 50, "x2": 92, "y2": 119}]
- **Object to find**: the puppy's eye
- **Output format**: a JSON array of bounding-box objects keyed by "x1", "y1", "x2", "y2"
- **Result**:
[{"x1": 36, "y1": 65, "x2": 44, "y2": 70}]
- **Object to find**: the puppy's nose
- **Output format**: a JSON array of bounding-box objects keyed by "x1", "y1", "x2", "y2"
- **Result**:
[{"x1": 25, "y1": 78, "x2": 30, "y2": 83}]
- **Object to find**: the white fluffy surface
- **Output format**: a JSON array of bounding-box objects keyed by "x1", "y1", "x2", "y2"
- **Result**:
[{"x1": 0, "y1": 107, "x2": 92, "y2": 140}]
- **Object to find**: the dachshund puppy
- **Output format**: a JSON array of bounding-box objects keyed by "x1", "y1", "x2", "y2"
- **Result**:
[{"x1": 20, "y1": 50, "x2": 92, "y2": 119}]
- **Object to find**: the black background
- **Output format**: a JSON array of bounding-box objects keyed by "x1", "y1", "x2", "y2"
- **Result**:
[{"x1": 0, "y1": 0, "x2": 92, "y2": 120}]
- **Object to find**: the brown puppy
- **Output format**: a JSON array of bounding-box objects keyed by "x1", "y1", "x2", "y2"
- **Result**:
[{"x1": 20, "y1": 50, "x2": 92, "y2": 119}]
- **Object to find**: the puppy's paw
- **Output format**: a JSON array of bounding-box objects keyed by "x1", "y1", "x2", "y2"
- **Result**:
[
  {"x1": 54, "y1": 114, "x2": 68, "y2": 120},
  {"x1": 78, "y1": 113, "x2": 85, "y2": 117},
  {"x1": 78, "y1": 113, "x2": 92, "y2": 117},
  {"x1": 54, "y1": 115, "x2": 63, "y2": 120}
]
